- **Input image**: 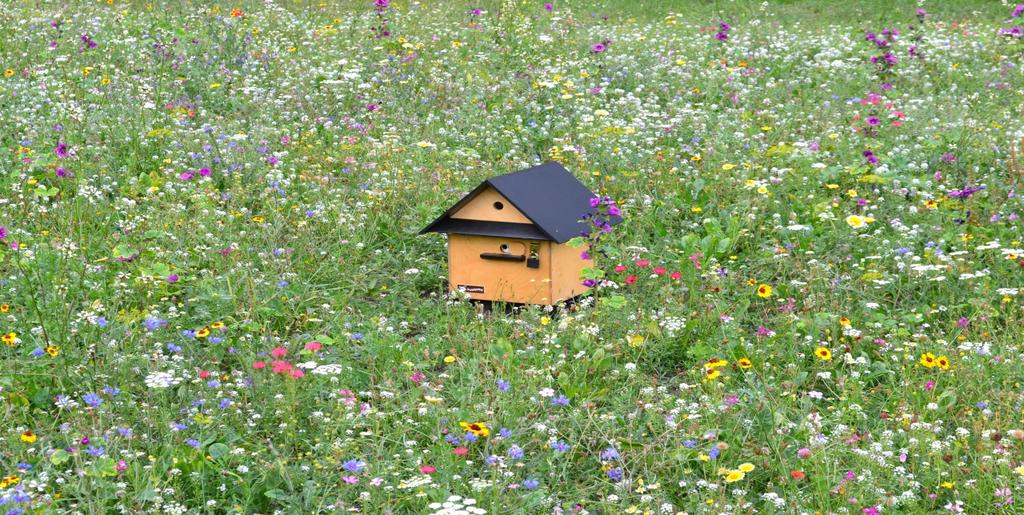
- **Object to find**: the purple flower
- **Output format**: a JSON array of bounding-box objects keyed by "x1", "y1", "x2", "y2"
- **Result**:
[
  {"x1": 342, "y1": 459, "x2": 366, "y2": 473},
  {"x1": 496, "y1": 379, "x2": 511, "y2": 392},
  {"x1": 1013, "y1": 4, "x2": 1024, "y2": 17},
  {"x1": 866, "y1": 116, "x2": 880, "y2": 126},
  {"x1": 55, "y1": 141, "x2": 68, "y2": 158},
  {"x1": 83, "y1": 392, "x2": 102, "y2": 408},
  {"x1": 607, "y1": 467, "x2": 623, "y2": 482},
  {"x1": 551, "y1": 394, "x2": 570, "y2": 406},
  {"x1": 591, "y1": 42, "x2": 606, "y2": 53},
  {"x1": 0, "y1": 226, "x2": 6, "y2": 240},
  {"x1": 167, "y1": 274, "x2": 179, "y2": 284},
  {"x1": 374, "y1": 0, "x2": 389, "y2": 8},
  {"x1": 523, "y1": 478, "x2": 540, "y2": 490},
  {"x1": 507, "y1": 445, "x2": 524, "y2": 459},
  {"x1": 600, "y1": 447, "x2": 620, "y2": 461},
  {"x1": 551, "y1": 440, "x2": 570, "y2": 453},
  {"x1": 544, "y1": 2, "x2": 553, "y2": 12},
  {"x1": 715, "y1": 31, "x2": 729, "y2": 41},
  {"x1": 941, "y1": 152, "x2": 957, "y2": 163}
]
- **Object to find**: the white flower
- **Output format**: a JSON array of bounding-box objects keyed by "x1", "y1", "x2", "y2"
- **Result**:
[
  {"x1": 144, "y1": 371, "x2": 182, "y2": 389},
  {"x1": 538, "y1": 388, "x2": 555, "y2": 398}
]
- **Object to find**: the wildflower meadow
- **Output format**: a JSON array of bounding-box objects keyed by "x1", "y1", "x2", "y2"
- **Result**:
[{"x1": 3, "y1": 0, "x2": 1024, "y2": 513}]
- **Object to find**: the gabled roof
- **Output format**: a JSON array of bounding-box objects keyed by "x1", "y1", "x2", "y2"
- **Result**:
[{"x1": 420, "y1": 161, "x2": 621, "y2": 244}]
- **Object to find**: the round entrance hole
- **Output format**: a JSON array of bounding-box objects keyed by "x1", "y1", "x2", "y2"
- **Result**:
[{"x1": 493, "y1": 201, "x2": 504, "y2": 210}]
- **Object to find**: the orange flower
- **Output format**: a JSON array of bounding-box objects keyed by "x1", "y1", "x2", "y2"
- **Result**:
[{"x1": 230, "y1": 8, "x2": 244, "y2": 17}]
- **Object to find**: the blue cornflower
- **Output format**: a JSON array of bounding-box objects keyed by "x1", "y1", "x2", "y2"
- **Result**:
[
  {"x1": 219, "y1": 398, "x2": 233, "y2": 409},
  {"x1": 144, "y1": 317, "x2": 167, "y2": 330},
  {"x1": 167, "y1": 343, "x2": 182, "y2": 353},
  {"x1": 484, "y1": 455, "x2": 499, "y2": 466},
  {"x1": 709, "y1": 446, "x2": 720, "y2": 460},
  {"x1": 507, "y1": 445, "x2": 524, "y2": 460},
  {"x1": 95, "y1": 317, "x2": 108, "y2": 327},
  {"x1": 499, "y1": 427, "x2": 512, "y2": 438},
  {"x1": 102, "y1": 386, "x2": 120, "y2": 396},
  {"x1": 683, "y1": 439, "x2": 696, "y2": 448},
  {"x1": 523, "y1": 478, "x2": 540, "y2": 490},
  {"x1": 342, "y1": 459, "x2": 366, "y2": 473},
  {"x1": 82, "y1": 393, "x2": 102, "y2": 408},
  {"x1": 600, "y1": 447, "x2": 620, "y2": 461},
  {"x1": 496, "y1": 379, "x2": 511, "y2": 392},
  {"x1": 551, "y1": 394, "x2": 570, "y2": 406},
  {"x1": 86, "y1": 446, "x2": 106, "y2": 456},
  {"x1": 607, "y1": 467, "x2": 624, "y2": 482},
  {"x1": 464, "y1": 432, "x2": 479, "y2": 443},
  {"x1": 185, "y1": 438, "x2": 201, "y2": 448},
  {"x1": 30, "y1": 348, "x2": 45, "y2": 357},
  {"x1": 551, "y1": 440, "x2": 570, "y2": 453}
]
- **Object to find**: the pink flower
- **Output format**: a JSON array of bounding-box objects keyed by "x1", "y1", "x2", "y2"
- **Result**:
[
  {"x1": 409, "y1": 371, "x2": 426, "y2": 384},
  {"x1": 653, "y1": 267, "x2": 666, "y2": 275},
  {"x1": 925, "y1": 380, "x2": 935, "y2": 391},
  {"x1": 614, "y1": 265, "x2": 627, "y2": 273},
  {"x1": 270, "y1": 347, "x2": 288, "y2": 358},
  {"x1": 304, "y1": 341, "x2": 322, "y2": 352},
  {"x1": 670, "y1": 271, "x2": 682, "y2": 280},
  {"x1": 290, "y1": 369, "x2": 304, "y2": 379},
  {"x1": 544, "y1": 2, "x2": 553, "y2": 11},
  {"x1": 199, "y1": 167, "x2": 211, "y2": 177},
  {"x1": 252, "y1": 361, "x2": 266, "y2": 369},
  {"x1": 635, "y1": 260, "x2": 650, "y2": 267},
  {"x1": 797, "y1": 448, "x2": 811, "y2": 459},
  {"x1": 419, "y1": 465, "x2": 436, "y2": 474},
  {"x1": 453, "y1": 447, "x2": 469, "y2": 456},
  {"x1": 342, "y1": 475, "x2": 358, "y2": 484},
  {"x1": 625, "y1": 275, "x2": 637, "y2": 285}
]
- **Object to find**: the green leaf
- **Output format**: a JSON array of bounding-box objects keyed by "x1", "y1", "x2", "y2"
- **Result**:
[
  {"x1": 264, "y1": 489, "x2": 291, "y2": 500},
  {"x1": 601, "y1": 295, "x2": 627, "y2": 309},
  {"x1": 87, "y1": 457, "x2": 118, "y2": 477},
  {"x1": 50, "y1": 449, "x2": 70, "y2": 465},
  {"x1": 208, "y1": 443, "x2": 230, "y2": 460}
]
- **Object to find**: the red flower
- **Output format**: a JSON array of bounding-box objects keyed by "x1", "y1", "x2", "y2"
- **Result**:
[
  {"x1": 653, "y1": 267, "x2": 666, "y2": 275},
  {"x1": 453, "y1": 447, "x2": 469, "y2": 456},
  {"x1": 790, "y1": 470, "x2": 806, "y2": 480},
  {"x1": 670, "y1": 271, "x2": 682, "y2": 280},
  {"x1": 198, "y1": 370, "x2": 210, "y2": 379},
  {"x1": 635, "y1": 260, "x2": 650, "y2": 267},
  {"x1": 614, "y1": 265, "x2": 627, "y2": 273},
  {"x1": 419, "y1": 465, "x2": 436, "y2": 474},
  {"x1": 625, "y1": 275, "x2": 637, "y2": 285},
  {"x1": 252, "y1": 361, "x2": 266, "y2": 369}
]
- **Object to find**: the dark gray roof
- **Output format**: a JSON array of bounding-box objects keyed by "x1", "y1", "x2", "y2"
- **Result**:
[{"x1": 420, "y1": 162, "x2": 621, "y2": 244}]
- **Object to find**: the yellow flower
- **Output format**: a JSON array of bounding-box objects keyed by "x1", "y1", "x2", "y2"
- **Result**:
[
  {"x1": 940, "y1": 481, "x2": 954, "y2": 489},
  {"x1": 924, "y1": 200, "x2": 938, "y2": 209},
  {"x1": 0, "y1": 304, "x2": 8, "y2": 313},
  {"x1": 936, "y1": 355, "x2": 950, "y2": 370},
  {"x1": 725, "y1": 470, "x2": 745, "y2": 482},
  {"x1": 738, "y1": 462, "x2": 755, "y2": 473},
  {"x1": 846, "y1": 215, "x2": 869, "y2": 228},
  {"x1": 839, "y1": 317, "x2": 851, "y2": 326},
  {"x1": 1, "y1": 332, "x2": 16, "y2": 347},
  {"x1": 737, "y1": 358, "x2": 752, "y2": 369},
  {"x1": 459, "y1": 421, "x2": 489, "y2": 437},
  {"x1": 815, "y1": 347, "x2": 832, "y2": 361},
  {"x1": 251, "y1": 216, "x2": 265, "y2": 223},
  {"x1": 704, "y1": 367, "x2": 721, "y2": 380},
  {"x1": 756, "y1": 284, "x2": 772, "y2": 298},
  {"x1": 424, "y1": 395, "x2": 442, "y2": 403},
  {"x1": 540, "y1": 316, "x2": 551, "y2": 326},
  {"x1": 626, "y1": 334, "x2": 645, "y2": 348},
  {"x1": 210, "y1": 321, "x2": 225, "y2": 330},
  {"x1": 698, "y1": 453, "x2": 710, "y2": 462},
  {"x1": 3, "y1": 68, "x2": 14, "y2": 78},
  {"x1": 195, "y1": 327, "x2": 211, "y2": 338},
  {"x1": 706, "y1": 358, "x2": 728, "y2": 369},
  {"x1": 452, "y1": 41, "x2": 462, "y2": 48},
  {"x1": 20, "y1": 431, "x2": 37, "y2": 443},
  {"x1": 920, "y1": 352, "x2": 936, "y2": 368},
  {"x1": 45, "y1": 345, "x2": 59, "y2": 357},
  {"x1": 443, "y1": 355, "x2": 456, "y2": 363},
  {"x1": 721, "y1": 163, "x2": 736, "y2": 170}
]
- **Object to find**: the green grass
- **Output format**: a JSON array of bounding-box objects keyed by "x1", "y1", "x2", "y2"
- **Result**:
[{"x1": 2, "y1": 0, "x2": 1024, "y2": 513}]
